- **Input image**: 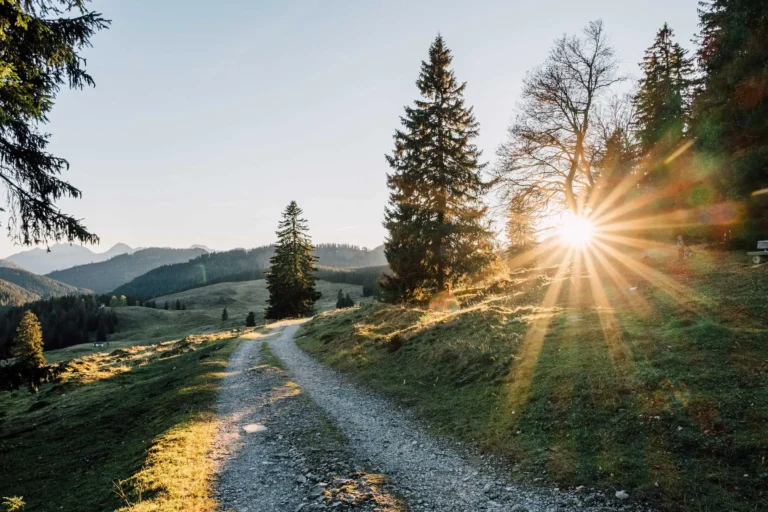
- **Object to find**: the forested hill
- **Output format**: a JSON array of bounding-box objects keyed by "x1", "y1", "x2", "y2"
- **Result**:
[
  {"x1": 47, "y1": 247, "x2": 207, "y2": 293},
  {"x1": 0, "y1": 279, "x2": 40, "y2": 306},
  {"x1": 314, "y1": 244, "x2": 386, "y2": 267},
  {"x1": 113, "y1": 244, "x2": 387, "y2": 299},
  {"x1": 0, "y1": 261, "x2": 86, "y2": 304}
]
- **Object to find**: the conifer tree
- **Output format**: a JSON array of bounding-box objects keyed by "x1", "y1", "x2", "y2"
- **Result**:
[
  {"x1": 0, "y1": 1, "x2": 108, "y2": 246},
  {"x1": 13, "y1": 311, "x2": 45, "y2": 392},
  {"x1": 693, "y1": 0, "x2": 768, "y2": 244},
  {"x1": 344, "y1": 293, "x2": 354, "y2": 308},
  {"x1": 221, "y1": 308, "x2": 228, "y2": 321},
  {"x1": 634, "y1": 23, "x2": 694, "y2": 202},
  {"x1": 245, "y1": 311, "x2": 256, "y2": 327},
  {"x1": 265, "y1": 201, "x2": 321, "y2": 319},
  {"x1": 635, "y1": 24, "x2": 694, "y2": 156},
  {"x1": 164, "y1": 301, "x2": 169, "y2": 310},
  {"x1": 383, "y1": 35, "x2": 493, "y2": 302}
]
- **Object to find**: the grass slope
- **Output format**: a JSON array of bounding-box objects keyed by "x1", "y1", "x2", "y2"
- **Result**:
[
  {"x1": 297, "y1": 250, "x2": 768, "y2": 511},
  {"x1": 0, "y1": 331, "x2": 245, "y2": 511},
  {"x1": 49, "y1": 279, "x2": 362, "y2": 363}
]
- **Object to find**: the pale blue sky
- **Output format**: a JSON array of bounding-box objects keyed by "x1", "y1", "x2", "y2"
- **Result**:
[{"x1": 0, "y1": 0, "x2": 701, "y2": 258}]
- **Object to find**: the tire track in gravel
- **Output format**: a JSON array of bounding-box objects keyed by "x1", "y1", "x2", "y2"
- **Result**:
[
  {"x1": 212, "y1": 328, "x2": 406, "y2": 512},
  {"x1": 266, "y1": 323, "x2": 649, "y2": 512}
]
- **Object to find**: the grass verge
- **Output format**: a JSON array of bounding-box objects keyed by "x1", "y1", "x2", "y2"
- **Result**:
[
  {"x1": 0, "y1": 333, "x2": 241, "y2": 511},
  {"x1": 297, "y1": 250, "x2": 768, "y2": 511}
]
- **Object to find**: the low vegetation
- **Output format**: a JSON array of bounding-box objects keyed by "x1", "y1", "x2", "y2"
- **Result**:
[
  {"x1": 297, "y1": 250, "x2": 768, "y2": 511},
  {"x1": 0, "y1": 330, "x2": 245, "y2": 511},
  {"x1": 41, "y1": 279, "x2": 361, "y2": 363}
]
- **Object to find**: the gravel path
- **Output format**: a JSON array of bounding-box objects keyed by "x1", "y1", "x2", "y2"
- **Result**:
[
  {"x1": 212, "y1": 330, "x2": 405, "y2": 512},
  {"x1": 266, "y1": 323, "x2": 649, "y2": 512}
]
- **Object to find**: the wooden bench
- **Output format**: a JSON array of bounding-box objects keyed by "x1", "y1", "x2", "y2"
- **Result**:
[{"x1": 747, "y1": 240, "x2": 768, "y2": 264}]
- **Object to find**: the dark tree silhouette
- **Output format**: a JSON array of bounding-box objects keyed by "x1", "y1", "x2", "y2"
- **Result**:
[
  {"x1": 383, "y1": 35, "x2": 494, "y2": 302},
  {"x1": 0, "y1": 1, "x2": 109, "y2": 246},
  {"x1": 221, "y1": 308, "x2": 228, "y2": 321},
  {"x1": 265, "y1": 201, "x2": 321, "y2": 319},
  {"x1": 245, "y1": 311, "x2": 257, "y2": 327}
]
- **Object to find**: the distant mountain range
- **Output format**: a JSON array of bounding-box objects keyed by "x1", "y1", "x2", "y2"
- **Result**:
[
  {"x1": 0, "y1": 260, "x2": 86, "y2": 306},
  {"x1": 47, "y1": 247, "x2": 209, "y2": 293},
  {"x1": 5, "y1": 243, "x2": 136, "y2": 275}
]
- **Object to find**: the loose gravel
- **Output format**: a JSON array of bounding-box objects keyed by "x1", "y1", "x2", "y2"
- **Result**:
[
  {"x1": 266, "y1": 323, "x2": 652, "y2": 512},
  {"x1": 212, "y1": 331, "x2": 405, "y2": 512}
]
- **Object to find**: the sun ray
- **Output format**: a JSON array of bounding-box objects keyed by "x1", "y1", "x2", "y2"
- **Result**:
[
  {"x1": 591, "y1": 178, "x2": 690, "y2": 228},
  {"x1": 582, "y1": 249, "x2": 637, "y2": 381},
  {"x1": 594, "y1": 232, "x2": 676, "y2": 252},
  {"x1": 504, "y1": 245, "x2": 575, "y2": 413},
  {"x1": 591, "y1": 239, "x2": 700, "y2": 311},
  {"x1": 589, "y1": 243, "x2": 653, "y2": 317}
]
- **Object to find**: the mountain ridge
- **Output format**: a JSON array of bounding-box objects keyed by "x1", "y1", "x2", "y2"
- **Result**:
[{"x1": 5, "y1": 243, "x2": 136, "y2": 274}]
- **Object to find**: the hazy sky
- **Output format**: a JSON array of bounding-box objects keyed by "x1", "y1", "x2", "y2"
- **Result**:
[{"x1": 0, "y1": 0, "x2": 701, "y2": 258}]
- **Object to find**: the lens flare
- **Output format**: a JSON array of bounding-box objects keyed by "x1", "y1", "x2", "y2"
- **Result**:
[{"x1": 558, "y1": 214, "x2": 595, "y2": 247}]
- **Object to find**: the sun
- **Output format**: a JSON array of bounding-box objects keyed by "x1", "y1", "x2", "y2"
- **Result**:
[{"x1": 558, "y1": 214, "x2": 595, "y2": 247}]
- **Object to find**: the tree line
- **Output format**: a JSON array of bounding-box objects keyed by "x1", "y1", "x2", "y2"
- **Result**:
[{"x1": 0, "y1": 295, "x2": 120, "y2": 358}]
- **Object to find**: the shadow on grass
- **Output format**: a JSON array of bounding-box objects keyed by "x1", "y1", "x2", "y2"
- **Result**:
[
  {"x1": 0, "y1": 336, "x2": 240, "y2": 512},
  {"x1": 298, "y1": 252, "x2": 768, "y2": 512}
]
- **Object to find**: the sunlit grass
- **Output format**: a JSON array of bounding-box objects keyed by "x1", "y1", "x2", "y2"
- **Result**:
[
  {"x1": 0, "y1": 331, "x2": 242, "y2": 511},
  {"x1": 297, "y1": 250, "x2": 768, "y2": 511}
]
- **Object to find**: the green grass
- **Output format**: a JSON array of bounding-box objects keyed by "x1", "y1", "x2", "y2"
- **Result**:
[
  {"x1": 0, "y1": 278, "x2": 363, "y2": 511},
  {"x1": 48, "y1": 279, "x2": 362, "y2": 362},
  {"x1": 297, "y1": 250, "x2": 768, "y2": 511},
  {"x1": 0, "y1": 330, "x2": 244, "y2": 511}
]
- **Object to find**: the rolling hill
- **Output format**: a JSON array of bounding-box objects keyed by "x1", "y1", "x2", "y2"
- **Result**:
[
  {"x1": 0, "y1": 279, "x2": 39, "y2": 306},
  {"x1": 0, "y1": 260, "x2": 86, "y2": 304},
  {"x1": 113, "y1": 244, "x2": 387, "y2": 299},
  {"x1": 46, "y1": 247, "x2": 208, "y2": 293},
  {"x1": 5, "y1": 242, "x2": 135, "y2": 274}
]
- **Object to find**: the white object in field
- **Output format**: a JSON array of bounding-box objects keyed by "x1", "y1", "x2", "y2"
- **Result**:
[
  {"x1": 243, "y1": 424, "x2": 267, "y2": 434},
  {"x1": 747, "y1": 240, "x2": 768, "y2": 264}
]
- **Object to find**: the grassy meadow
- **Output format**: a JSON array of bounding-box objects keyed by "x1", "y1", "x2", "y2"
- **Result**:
[
  {"x1": 48, "y1": 279, "x2": 362, "y2": 363},
  {"x1": 0, "y1": 279, "x2": 362, "y2": 511},
  {"x1": 297, "y1": 249, "x2": 768, "y2": 511}
]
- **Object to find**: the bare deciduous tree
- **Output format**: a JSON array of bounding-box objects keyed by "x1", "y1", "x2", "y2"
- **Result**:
[{"x1": 494, "y1": 20, "x2": 624, "y2": 216}]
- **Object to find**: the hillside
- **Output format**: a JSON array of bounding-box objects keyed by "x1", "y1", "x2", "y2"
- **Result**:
[
  {"x1": 113, "y1": 244, "x2": 387, "y2": 299},
  {"x1": 297, "y1": 250, "x2": 768, "y2": 512},
  {"x1": 0, "y1": 262, "x2": 85, "y2": 302},
  {"x1": 5, "y1": 242, "x2": 135, "y2": 274},
  {"x1": 47, "y1": 279, "x2": 363, "y2": 363},
  {"x1": 0, "y1": 279, "x2": 39, "y2": 306},
  {"x1": 47, "y1": 247, "x2": 208, "y2": 293}
]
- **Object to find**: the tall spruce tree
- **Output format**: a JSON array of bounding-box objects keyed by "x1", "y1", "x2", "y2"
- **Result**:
[
  {"x1": 12, "y1": 311, "x2": 45, "y2": 392},
  {"x1": 694, "y1": 0, "x2": 768, "y2": 244},
  {"x1": 635, "y1": 24, "x2": 694, "y2": 157},
  {"x1": 634, "y1": 24, "x2": 694, "y2": 209},
  {"x1": 383, "y1": 35, "x2": 493, "y2": 302},
  {"x1": 265, "y1": 201, "x2": 321, "y2": 319}
]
